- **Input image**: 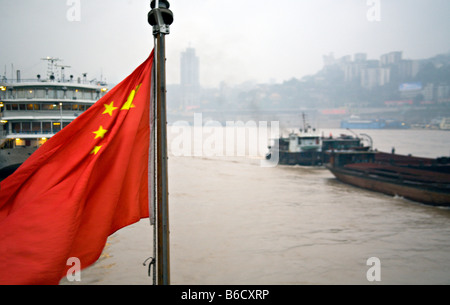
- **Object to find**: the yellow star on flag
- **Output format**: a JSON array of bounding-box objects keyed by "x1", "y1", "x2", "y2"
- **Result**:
[
  {"x1": 93, "y1": 126, "x2": 108, "y2": 139},
  {"x1": 90, "y1": 145, "x2": 102, "y2": 155},
  {"x1": 121, "y1": 84, "x2": 142, "y2": 110},
  {"x1": 103, "y1": 101, "x2": 118, "y2": 116}
]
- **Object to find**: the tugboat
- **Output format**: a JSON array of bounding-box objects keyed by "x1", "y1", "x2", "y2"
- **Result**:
[
  {"x1": 0, "y1": 57, "x2": 108, "y2": 179},
  {"x1": 265, "y1": 114, "x2": 371, "y2": 166},
  {"x1": 266, "y1": 113, "x2": 322, "y2": 166}
]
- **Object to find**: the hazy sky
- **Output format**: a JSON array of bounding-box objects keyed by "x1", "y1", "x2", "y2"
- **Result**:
[{"x1": 1, "y1": 0, "x2": 449, "y2": 88}]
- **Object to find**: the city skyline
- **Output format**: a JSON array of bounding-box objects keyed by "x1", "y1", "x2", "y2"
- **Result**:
[
  {"x1": 0, "y1": 0, "x2": 449, "y2": 88},
  {"x1": 174, "y1": 47, "x2": 448, "y2": 88}
]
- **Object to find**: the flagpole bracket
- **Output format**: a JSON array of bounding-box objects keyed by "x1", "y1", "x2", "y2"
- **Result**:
[
  {"x1": 143, "y1": 256, "x2": 156, "y2": 283},
  {"x1": 153, "y1": 23, "x2": 170, "y2": 35}
]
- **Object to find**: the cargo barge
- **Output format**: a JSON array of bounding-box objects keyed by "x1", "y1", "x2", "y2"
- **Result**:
[{"x1": 325, "y1": 151, "x2": 450, "y2": 207}]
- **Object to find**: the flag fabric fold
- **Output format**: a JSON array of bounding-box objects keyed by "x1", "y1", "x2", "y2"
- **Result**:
[{"x1": 0, "y1": 51, "x2": 154, "y2": 285}]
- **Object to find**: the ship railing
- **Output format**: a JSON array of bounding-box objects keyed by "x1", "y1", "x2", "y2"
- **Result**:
[
  {"x1": 0, "y1": 98, "x2": 96, "y2": 103},
  {"x1": 0, "y1": 78, "x2": 107, "y2": 86},
  {"x1": 6, "y1": 131, "x2": 56, "y2": 136},
  {"x1": 2, "y1": 107, "x2": 90, "y2": 114}
]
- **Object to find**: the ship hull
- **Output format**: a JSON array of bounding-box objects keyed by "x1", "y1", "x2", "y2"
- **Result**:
[
  {"x1": 0, "y1": 147, "x2": 36, "y2": 181},
  {"x1": 277, "y1": 150, "x2": 323, "y2": 166},
  {"x1": 326, "y1": 165, "x2": 450, "y2": 207},
  {"x1": 0, "y1": 146, "x2": 36, "y2": 170},
  {"x1": 340, "y1": 121, "x2": 385, "y2": 129},
  {"x1": 340, "y1": 119, "x2": 409, "y2": 129}
]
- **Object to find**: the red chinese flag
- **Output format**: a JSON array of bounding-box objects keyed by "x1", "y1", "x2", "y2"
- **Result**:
[{"x1": 0, "y1": 51, "x2": 154, "y2": 285}]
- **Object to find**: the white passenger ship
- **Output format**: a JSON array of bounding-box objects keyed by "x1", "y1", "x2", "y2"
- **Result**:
[{"x1": 0, "y1": 57, "x2": 108, "y2": 175}]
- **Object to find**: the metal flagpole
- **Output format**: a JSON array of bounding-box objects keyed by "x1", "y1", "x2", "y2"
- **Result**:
[{"x1": 148, "y1": 0, "x2": 173, "y2": 285}]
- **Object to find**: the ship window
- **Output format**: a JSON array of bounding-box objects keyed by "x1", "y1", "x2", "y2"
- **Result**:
[
  {"x1": 36, "y1": 89, "x2": 45, "y2": 98},
  {"x1": 27, "y1": 104, "x2": 34, "y2": 110},
  {"x1": 16, "y1": 89, "x2": 25, "y2": 98},
  {"x1": 11, "y1": 104, "x2": 19, "y2": 111},
  {"x1": 56, "y1": 90, "x2": 64, "y2": 99},
  {"x1": 48, "y1": 88, "x2": 58, "y2": 99},
  {"x1": 27, "y1": 90, "x2": 34, "y2": 99},
  {"x1": 83, "y1": 91, "x2": 92, "y2": 100},
  {"x1": 75, "y1": 89, "x2": 82, "y2": 99},
  {"x1": 79, "y1": 105, "x2": 85, "y2": 111},
  {"x1": 22, "y1": 122, "x2": 31, "y2": 132},
  {"x1": 53, "y1": 122, "x2": 62, "y2": 132},
  {"x1": 15, "y1": 138, "x2": 25, "y2": 147},
  {"x1": 32, "y1": 122, "x2": 41, "y2": 133},
  {"x1": 66, "y1": 90, "x2": 74, "y2": 99},
  {"x1": 62, "y1": 104, "x2": 72, "y2": 110},
  {"x1": 8, "y1": 89, "x2": 15, "y2": 99},
  {"x1": 42, "y1": 104, "x2": 56, "y2": 110},
  {"x1": 12, "y1": 122, "x2": 20, "y2": 133},
  {"x1": 42, "y1": 122, "x2": 51, "y2": 133},
  {"x1": 19, "y1": 104, "x2": 26, "y2": 110},
  {"x1": 72, "y1": 104, "x2": 79, "y2": 110}
]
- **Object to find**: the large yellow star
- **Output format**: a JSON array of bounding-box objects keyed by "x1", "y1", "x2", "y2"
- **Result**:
[
  {"x1": 93, "y1": 125, "x2": 108, "y2": 139},
  {"x1": 90, "y1": 145, "x2": 102, "y2": 155},
  {"x1": 103, "y1": 101, "x2": 118, "y2": 116},
  {"x1": 121, "y1": 84, "x2": 141, "y2": 110}
]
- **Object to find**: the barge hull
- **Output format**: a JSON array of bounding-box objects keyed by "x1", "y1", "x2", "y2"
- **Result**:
[{"x1": 327, "y1": 166, "x2": 450, "y2": 207}]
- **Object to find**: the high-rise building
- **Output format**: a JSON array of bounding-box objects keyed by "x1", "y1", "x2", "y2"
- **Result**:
[
  {"x1": 380, "y1": 51, "x2": 402, "y2": 66},
  {"x1": 354, "y1": 53, "x2": 367, "y2": 63},
  {"x1": 180, "y1": 47, "x2": 200, "y2": 109}
]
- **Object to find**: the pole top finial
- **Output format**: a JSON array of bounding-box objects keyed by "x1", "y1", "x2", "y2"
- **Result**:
[
  {"x1": 151, "y1": 0, "x2": 170, "y2": 9},
  {"x1": 148, "y1": 0, "x2": 173, "y2": 35}
]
